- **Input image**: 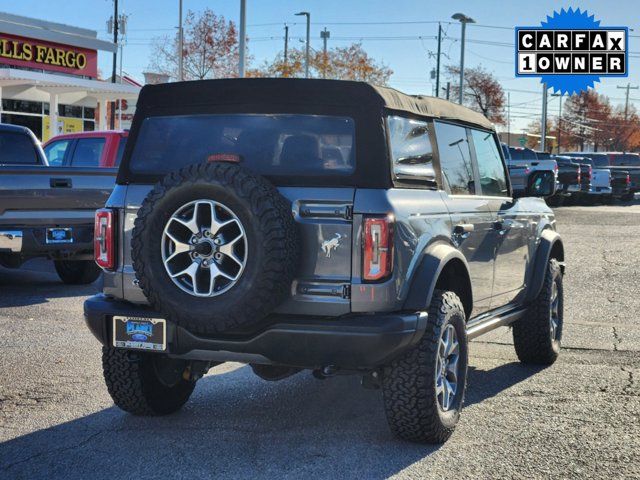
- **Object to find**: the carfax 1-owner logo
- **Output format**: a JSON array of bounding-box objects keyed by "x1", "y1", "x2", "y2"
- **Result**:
[{"x1": 515, "y1": 7, "x2": 628, "y2": 94}]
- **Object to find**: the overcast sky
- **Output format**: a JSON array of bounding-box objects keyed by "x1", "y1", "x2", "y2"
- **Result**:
[{"x1": 7, "y1": 0, "x2": 640, "y2": 132}]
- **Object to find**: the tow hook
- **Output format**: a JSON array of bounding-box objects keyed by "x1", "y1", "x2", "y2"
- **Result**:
[
  {"x1": 183, "y1": 361, "x2": 215, "y2": 381},
  {"x1": 312, "y1": 365, "x2": 338, "y2": 380}
]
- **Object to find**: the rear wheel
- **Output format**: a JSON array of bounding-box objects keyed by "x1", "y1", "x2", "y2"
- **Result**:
[
  {"x1": 54, "y1": 260, "x2": 102, "y2": 285},
  {"x1": 513, "y1": 258, "x2": 563, "y2": 365},
  {"x1": 382, "y1": 291, "x2": 468, "y2": 443},
  {"x1": 102, "y1": 347, "x2": 197, "y2": 415}
]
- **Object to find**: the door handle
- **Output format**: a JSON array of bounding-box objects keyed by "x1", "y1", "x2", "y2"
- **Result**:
[
  {"x1": 50, "y1": 178, "x2": 72, "y2": 188},
  {"x1": 453, "y1": 223, "x2": 474, "y2": 235}
]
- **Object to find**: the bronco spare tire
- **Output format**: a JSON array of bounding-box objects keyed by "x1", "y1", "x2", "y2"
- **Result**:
[{"x1": 131, "y1": 162, "x2": 299, "y2": 335}]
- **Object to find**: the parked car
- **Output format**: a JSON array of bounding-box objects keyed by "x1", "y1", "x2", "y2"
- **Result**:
[
  {"x1": 43, "y1": 130, "x2": 128, "y2": 168},
  {"x1": 562, "y1": 152, "x2": 631, "y2": 203},
  {"x1": 0, "y1": 123, "x2": 116, "y2": 284},
  {"x1": 502, "y1": 143, "x2": 529, "y2": 194},
  {"x1": 85, "y1": 79, "x2": 564, "y2": 444},
  {"x1": 604, "y1": 152, "x2": 639, "y2": 201},
  {"x1": 550, "y1": 155, "x2": 581, "y2": 205}
]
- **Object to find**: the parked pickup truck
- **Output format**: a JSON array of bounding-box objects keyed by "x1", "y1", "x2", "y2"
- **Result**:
[
  {"x1": 605, "y1": 152, "x2": 639, "y2": 201},
  {"x1": 85, "y1": 78, "x2": 564, "y2": 444},
  {"x1": 563, "y1": 152, "x2": 632, "y2": 202},
  {"x1": 43, "y1": 131, "x2": 128, "y2": 168},
  {"x1": 0, "y1": 124, "x2": 116, "y2": 284},
  {"x1": 501, "y1": 143, "x2": 529, "y2": 194}
]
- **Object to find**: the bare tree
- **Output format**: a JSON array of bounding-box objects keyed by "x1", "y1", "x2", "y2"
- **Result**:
[{"x1": 150, "y1": 9, "x2": 239, "y2": 81}]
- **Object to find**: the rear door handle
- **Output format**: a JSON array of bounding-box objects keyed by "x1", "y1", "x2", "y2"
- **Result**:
[
  {"x1": 50, "y1": 178, "x2": 72, "y2": 188},
  {"x1": 453, "y1": 223, "x2": 475, "y2": 235}
]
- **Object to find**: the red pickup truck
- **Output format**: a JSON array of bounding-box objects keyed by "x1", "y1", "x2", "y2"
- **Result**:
[{"x1": 43, "y1": 131, "x2": 128, "y2": 168}]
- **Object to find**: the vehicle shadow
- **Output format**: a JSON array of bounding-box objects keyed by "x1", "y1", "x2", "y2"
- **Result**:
[
  {"x1": 0, "y1": 359, "x2": 546, "y2": 479},
  {"x1": 0, "y1": 259, "x2": 100, "y2": 308}
]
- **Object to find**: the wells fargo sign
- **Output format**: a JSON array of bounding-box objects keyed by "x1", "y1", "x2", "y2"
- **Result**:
[{"x1": 0, "y1": 33, "x2": 97, "y2": 78}]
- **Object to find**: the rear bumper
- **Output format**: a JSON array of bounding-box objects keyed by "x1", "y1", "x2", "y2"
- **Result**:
[
  {"x1": 0, "y1": 224, "x2": 93, "y2": 258},
  {"x1": 84, "y1": 294, "x2": 427, "y2": 369}
]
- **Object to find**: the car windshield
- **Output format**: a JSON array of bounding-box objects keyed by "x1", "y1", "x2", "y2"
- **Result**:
[{"x1": 129, "y1": 114, "x2": 355, "y2": 176}]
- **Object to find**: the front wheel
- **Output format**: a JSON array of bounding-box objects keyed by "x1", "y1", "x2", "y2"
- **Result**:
[
  {"x1": 54, "y1": 260, "x2": 102, "y2": 285},
  {"x1": 513, "y1": 258, "x2": 563, "y2": 365},
  {"x1": 102, "y1": 347, "x2": 197, "y2": 415},
  {"x1": 382, "y1": 291, "x2": 469, "y2": 443}
]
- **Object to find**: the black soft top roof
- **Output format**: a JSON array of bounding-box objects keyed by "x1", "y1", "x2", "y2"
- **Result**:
[
  {"x1": 134, "y1": 78, "x2": 494, "y2": 130},
  {"x1": 118, "y1": 78, "x2": 494, "y2": 187}
]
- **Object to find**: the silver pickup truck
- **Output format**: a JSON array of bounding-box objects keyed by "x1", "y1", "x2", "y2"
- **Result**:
[{"x1": 0, "y1": 124, "x2": 115, "y2": 284}]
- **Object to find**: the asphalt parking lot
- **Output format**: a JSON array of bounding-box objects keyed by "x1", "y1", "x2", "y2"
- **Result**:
[{"x1": 0, "y1": 205, "x2": 639, "y2": 480}]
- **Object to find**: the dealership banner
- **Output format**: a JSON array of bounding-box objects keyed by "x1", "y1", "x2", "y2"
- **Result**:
[
  {"x1": 0, "y1": 32, "x2": 98, "y2": 78},
  {"x1": 515, "y1": 8, "x2": 628, "y2": 94}
]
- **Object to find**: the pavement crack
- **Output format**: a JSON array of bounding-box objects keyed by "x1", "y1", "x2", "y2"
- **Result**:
[
  {"x1": 621, "y1": 367, "x2": 635, "y2": 395},
  {"x1": 612, "y1": 326, "x2": 621, "y2": 351}
]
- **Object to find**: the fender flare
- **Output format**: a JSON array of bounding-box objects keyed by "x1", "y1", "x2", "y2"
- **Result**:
[
  {"x1": 403, "y1": 243, "x2": 473, "y2": 315},
  {"x1": 525, "y1": 229, "x2": 565, "y2": 303}
]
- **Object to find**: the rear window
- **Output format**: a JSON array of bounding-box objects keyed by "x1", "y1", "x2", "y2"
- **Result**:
[
  {"x1": 508, "y1": 147, "x2": 537, "y2": 160},
  {"x1": 610, "y1": 153, "x2": 640, "y2": 166},
  {"x1": 0, "y1": 131, "x2": 38, "y2": 164},
  {"x1": 114, "y1": 137, "x2": 127, "y2": 166},
  {"x1": 71, "y1": 138, "x2": 105, "y2": 167},
  {"x1": 129, "y1": 114, "x2": 355, "y2": 176}
]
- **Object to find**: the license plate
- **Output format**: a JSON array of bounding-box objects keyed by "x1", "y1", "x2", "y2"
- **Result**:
[
  {"x1": 113, "y1": 316, "x2": 166, "y2": 351},
  {"x1": 46, "y1": 227, "x2": 73, "y2": 244}
]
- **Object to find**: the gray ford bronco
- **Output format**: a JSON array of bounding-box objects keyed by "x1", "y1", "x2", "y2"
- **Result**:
[{"x1": 84, "y1": 78, "x2": 564, "y2": 443}]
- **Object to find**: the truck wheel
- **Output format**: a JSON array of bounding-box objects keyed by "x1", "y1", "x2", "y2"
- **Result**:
[
  {"x1": 545, "y1": 195, "x2": 563, "y2": 207},
  {"x1": 102, "y1": 347, "x2": 196, "y2": 415},
  {"x1": 131, "y1": 162, "x2": 299, "y2": 335},
  {"x1": 54, "y1": 260, "x2": 102, "y2": 285},
  {"x1": 382, "y1": 291, "x2": 468, "y2": 443},
  {"x1": 513, "y1": 258, "x2": 563, "y2": 365}
]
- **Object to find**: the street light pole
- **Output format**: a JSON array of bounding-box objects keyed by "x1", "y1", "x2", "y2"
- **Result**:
[
  {"x1": 178, "y1": 0, "x2": 183, "y2": 81},
  {"x1": 110, "y1": 0, "x2": 118, "y2": 130},
  {"x1": 320, "y1": 27, "x2": 330, "y2": 79},
  {"x1": 296, "y1": 11, "x2": 311, "y2": 78},
  {"x1": 435, "y1": 22, "x2": 441, "y2": 97},
  {"x1": 452, "y1": 13, "x2": 475, "y2": 105},
  {"x1": 551, "y1": 93, "x2": 563, "y2": 152},
  {"x1": 239, "y1": 0, "x2": 247, "y2": 77},
  {"x1": 541, "y1": 83, "x2": 548, "y2": 152}
]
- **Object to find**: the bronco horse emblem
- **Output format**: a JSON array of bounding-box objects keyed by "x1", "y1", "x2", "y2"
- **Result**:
[{"x1": 321, "y1": 233, "x2": 345, "y2": 258}]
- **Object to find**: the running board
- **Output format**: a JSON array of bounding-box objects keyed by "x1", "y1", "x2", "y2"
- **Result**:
[{"x1": 466, "y1": 307, "x2": 527, "y2": 340}]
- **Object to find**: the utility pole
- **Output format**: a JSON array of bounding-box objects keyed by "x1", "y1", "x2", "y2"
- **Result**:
[
  {"x1": 238, "y1": 0, "x2": 246, "y2": 77},
  {"x1": 284, "y1": 24, "x2": 289, "y2": 65},
  {"x1": 445, "y1": 81, "x2": 450, "y2": 101},
  {"x1": 435, "y1": 23, "x2": 441, "y2": 97},
  {"x1": 296, "y1": 12, "x2": 311, "y2": 78},
  {"x1": 110, "y1": 0, "x2": 118, "y2": 130},
  {"x1": 452, "y1": 13, "x2": 475, "y2": 105},
  {"x1": 507, "y1": 92, "x2": 511, "y2": 146},
  {"x1": 541, "y1": 83, "x2": 548, "y2": 152},
  {"x1": 320, "y1": 27, "x2": 330, "y2": 79},
  {"x1": 617, "y1": 83, "x2": 639, "y2": 120},
  {"x1": 551, "y1": 93, "x2": 563, "y2": 153},
  {"x1": 178, "y1": 0, "x2": 183, "y2": 81}
]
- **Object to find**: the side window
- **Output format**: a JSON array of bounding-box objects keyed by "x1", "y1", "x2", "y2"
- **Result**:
[
  {"x1": 434, "y1": 121, "x2": 475, "y2": 195},
  {"x1": 387, "y1": 116, "x2": 435, "y2": 184},
  {"x1": 71, "y1": 138, "x2": 105, "y2": 167},
  {"x1": 44, "y1": 140, "x2": 71, "y2": 166},
  {"x1": 0, "y1": 132, "x2": 39, "y2": 165},
  {"x1": 471, "y1": 129, "x2": 509, "y2": 197}
]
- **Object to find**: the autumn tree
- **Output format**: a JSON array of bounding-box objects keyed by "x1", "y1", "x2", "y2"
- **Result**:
[
  {"x1": 447, "y1": 65, "x2": 506, "y2": 125},
  {"x1": 149, "y1": 9, "x2": 239, "y2": 80},
  {"x1": 560, "y1": 90, "x2": 612, "y2": 151},
  {"x1": 250, "y1": 43, "x2": 393, "y2": 85}
]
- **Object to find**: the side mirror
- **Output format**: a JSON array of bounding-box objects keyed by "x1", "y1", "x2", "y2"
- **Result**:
[{"x1": 524, "y1": 170, "x2": 556, "y2": 197}]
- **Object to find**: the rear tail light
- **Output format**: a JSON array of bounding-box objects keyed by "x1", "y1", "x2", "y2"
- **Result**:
[
  {"x1": 577, "y1": 166, "x2": 581, "y2": 184},
  {"x1": 94, "y1": 208, "x2": 116, "y2": 270},
  {"x1": 363, "y1": 216, "x2": 393, "y2": 282},
  {"x1": 627, "y1": 174, "x2": 631, "y2": 185}
]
